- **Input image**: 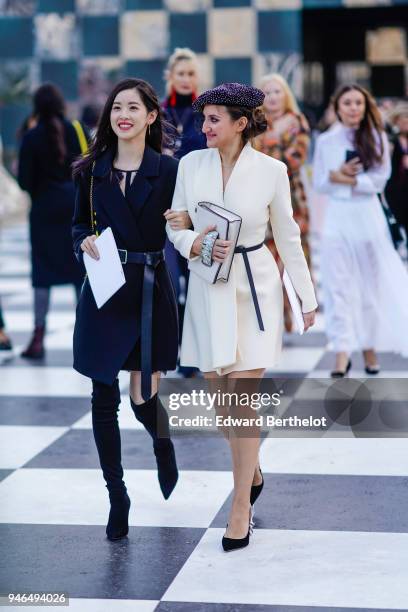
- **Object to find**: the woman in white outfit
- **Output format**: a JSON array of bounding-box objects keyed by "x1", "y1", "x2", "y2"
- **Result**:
[
  {"x1": 313, "y1": 83, "x2": 408, "y2": 376},
  {"x1": 166, "y1": 83, "x2": 317, "y2": 551}
]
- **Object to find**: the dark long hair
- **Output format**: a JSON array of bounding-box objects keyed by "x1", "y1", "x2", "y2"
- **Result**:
[
  {"x1": 333, "y1": 83, "x2": 384, "y2": 169},
  {"x1": 72, "y1": 78, "x2": 170, "y2": 179},
  {"x1": 34, "y1": 83, "x2": 66, "y2": 165}
]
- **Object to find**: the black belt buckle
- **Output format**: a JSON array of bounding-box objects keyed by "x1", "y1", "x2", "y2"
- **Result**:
[{"x1": 118, "y1": 249, "x2": 128, "y2": 264}]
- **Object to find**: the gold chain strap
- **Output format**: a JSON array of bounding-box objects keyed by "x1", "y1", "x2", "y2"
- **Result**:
[{"x1": 90, "y1": 161, "x2": 98, "y2": 236}]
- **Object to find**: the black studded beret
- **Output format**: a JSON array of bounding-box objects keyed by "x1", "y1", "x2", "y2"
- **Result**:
[{"x1": 192, "y1": 82, "x2": 265, "y2": 113}]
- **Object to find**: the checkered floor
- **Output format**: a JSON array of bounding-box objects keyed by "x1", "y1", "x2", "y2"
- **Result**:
[{"x1": 1, "y1": 222, "x2": 408, "y2": 612}]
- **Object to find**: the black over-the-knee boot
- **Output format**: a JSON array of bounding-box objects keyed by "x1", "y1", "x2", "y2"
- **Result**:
[
  {"x1": 129, "y1": 393, "x2": 178, "y2": 499},
  {"x1": 92, "y1": 378, "x2": 131, "y2": 540}
]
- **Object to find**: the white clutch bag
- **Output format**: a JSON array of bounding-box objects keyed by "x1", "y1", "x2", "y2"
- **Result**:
[
  {"x1": 282, "y1": 269, "x2": 305, "y2": 334},
  {"x1": 188, "y1": 201, "x2": 242, "y2": 284}
]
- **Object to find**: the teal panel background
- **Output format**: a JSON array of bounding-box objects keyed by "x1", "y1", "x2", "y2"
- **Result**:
[
  {"x1": 40, "y1": 61, "x2": 78, "y2": 100},
  {"x1": 215, "y1": 58, "x2": 252, "y2": 86},
  {"x1": 258, "y1": 10, "x2": 302, "y2": 53},
  {"x1": 169, "y1": 13, "x2": 207, "y2": 54},
  {"x1": 82, "y1": 16, "x2": 119, "y2": 56},
  {"x1": 125, "y1": 60, "x2": 166, "y2": 98},
  {"x1": 0, "y1": 18, "x2": 33, "y2": 58}
]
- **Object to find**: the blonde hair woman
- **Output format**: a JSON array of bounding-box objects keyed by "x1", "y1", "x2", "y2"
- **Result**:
[
  {"x1": 162, "y1": 47, "x2": 206, "y2": 159},
  {"x1": 162, "y1": 48, "x2": 206, "y2": 377},
  {"x1": 254, "y1": 73, "x2": 313, "y2": 332}
]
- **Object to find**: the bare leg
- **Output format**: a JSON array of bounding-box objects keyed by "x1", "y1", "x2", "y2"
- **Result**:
[
  {"x1": 225, "y1": 368, "x2": 265, "y2": 539},
  {"x1": 203, "y1": 370, "x2": 262, "y2": 487},
  {"x1": 334, "y1": 351, "x2": 350, "y2": 372},
  {"x1": 362, "y1": 348, "x2": 379, "y2": 368},
  {"x1": 203, "y1": 370, "x2": 229, "y2": 440},
  {"x1": 129, "y1": 371, "x2": 161, "y2": 405}
]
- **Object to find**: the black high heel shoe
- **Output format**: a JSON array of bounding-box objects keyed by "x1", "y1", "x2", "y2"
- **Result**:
[
  {"x1": 222, "y1": 508, "x2": 254, "y2": 552},
  {"x1": 106, "y1": 490, "x2": 131, "y2": 541},
  {"x1": 365, "y1": 364, "x2": 380, "y2": 375},
  {"x1": 250, "y1": 466, "x2": 264, "y2": 506},
  {"x1": 330, "y1": 359, "x2": 352, "y2": 378}
]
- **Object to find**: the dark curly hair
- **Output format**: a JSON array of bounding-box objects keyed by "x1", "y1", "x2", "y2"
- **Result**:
[{"x1": 225, "y1": 105, "x2": 267, "y2": 143}]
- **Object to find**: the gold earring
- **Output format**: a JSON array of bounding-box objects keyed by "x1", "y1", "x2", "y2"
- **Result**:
[{"x1": 148, "y1": 124, "x2": 151, "y2": 137}]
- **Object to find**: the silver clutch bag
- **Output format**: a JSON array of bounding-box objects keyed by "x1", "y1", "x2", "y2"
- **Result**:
[{"x1": 188, "y1": 201, "x2": 242, "y2": 284}]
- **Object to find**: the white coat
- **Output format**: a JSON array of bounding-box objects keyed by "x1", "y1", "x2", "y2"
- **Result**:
[{"x1": 166, "y1": 141, "x2": 317, "y2": 374}]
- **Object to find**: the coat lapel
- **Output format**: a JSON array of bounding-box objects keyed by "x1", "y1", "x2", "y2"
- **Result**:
[
  {"x1": 223, "y1": 141, "x2": 254, "y2": 211},
  {"x1": 126, "y1": 145, "x2": 159, "y2": 219},
  {"x1": 92, "y1": 145, "x2": 161, "y2": 247},
  {"x1": 92, "y1": 149, "x2": 141, "y2": 246}
]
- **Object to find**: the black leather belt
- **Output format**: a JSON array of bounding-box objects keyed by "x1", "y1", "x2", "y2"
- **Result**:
[
  {"x1": 118, "y1": 248, "x2": 164, "y2": 402},
  {"x1": 234, "y1": 242, "x2": 265, "y2": 332}
]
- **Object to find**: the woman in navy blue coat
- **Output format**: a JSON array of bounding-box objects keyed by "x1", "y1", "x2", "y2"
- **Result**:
[
  {"x1": 72, "y1": 78, "x2": 185, "y2": 541},
  {"x1": 18, "y1": 83, "x2": 88, "y2": 359}
]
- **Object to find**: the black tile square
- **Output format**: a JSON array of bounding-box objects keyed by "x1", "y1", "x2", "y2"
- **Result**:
[
  {"x1": 0, "y1": 524, "x2": 204, "y2": 600},
  {"x1": 0, "y1": 396, "x2": 90, "y2": 427},
  {"x1": 211, "y1": 473, "x2": 408, "y2": 533}
]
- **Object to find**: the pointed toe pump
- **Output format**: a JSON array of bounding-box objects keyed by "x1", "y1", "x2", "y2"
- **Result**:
[
  {"x1": 250, "y1": 466, "x2": 264, "y2": 507},
  {"x1": 330, "y1": 359, "x2": 352, "y2": 378},
  {"x1": 222, "y1": 508, "x2": 254, "y2": 552},
  {"x1": 365, "y1": 364, "x2": 380, "y2": 375}
]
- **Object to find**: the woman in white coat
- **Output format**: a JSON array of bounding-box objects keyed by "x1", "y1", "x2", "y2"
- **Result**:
[
  {"x1": 313, "y1": 84, "x2": 408, "y2": 376},
  {"x1": 165, "y1": 83, "x2": 317, "y2": 552}
]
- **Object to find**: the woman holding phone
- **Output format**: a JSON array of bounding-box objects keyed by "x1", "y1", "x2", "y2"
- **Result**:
[
  {"x1": 166, "y1": 83, "x2": 317, "y2": 552},
  {"x1": 72, "y1": 78, "x2": 188, "y2": 541},
  {"x1": 313, "y1": 84, "x2": 408, "y2": 376}
]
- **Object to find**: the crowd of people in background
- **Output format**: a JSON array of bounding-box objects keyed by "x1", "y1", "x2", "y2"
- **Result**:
[{"x1": 1, "y1": 46, "x2": 408, "y2": 376}]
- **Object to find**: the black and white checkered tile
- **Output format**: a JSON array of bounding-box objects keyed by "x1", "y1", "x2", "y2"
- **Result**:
[{"x1": 1, "y1": 222, "x2": 408, "y2": 612}]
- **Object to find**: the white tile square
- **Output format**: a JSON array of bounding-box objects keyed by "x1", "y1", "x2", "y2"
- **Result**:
[
  {"x1": 0, "y1": 368, "x2": 92, "y2": 397},
  {"x1": 163, "y1": 528, "x2": 408, "y2": 609},
  {"x1": 0, "y1": 425, "x2": 68, "y2": 469},
  {"x1": 0, "y1": 468, "x2": 232, "y2": 528},
  {"x1": 259, "y1": 437, "x2": 408, "y2": 476},
  {"x1": 270, "y1": 347, "x2": 325, "y2": 373}
]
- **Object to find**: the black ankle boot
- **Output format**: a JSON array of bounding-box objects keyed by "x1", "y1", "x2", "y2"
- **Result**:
[
  {"x1": 130, "y1": 393, "x2": 178, "y2": 499},
  {"x1": 106, "y1": 489, "x2": 131, "y2": 541},
  {"x1": 92, "y1": 379, "x2": 131, "y2": 540}
]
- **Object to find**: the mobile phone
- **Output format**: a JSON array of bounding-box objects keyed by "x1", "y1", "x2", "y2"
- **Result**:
[{"x1": 345, "y1": 149, "x2": 359, "y2": 162}]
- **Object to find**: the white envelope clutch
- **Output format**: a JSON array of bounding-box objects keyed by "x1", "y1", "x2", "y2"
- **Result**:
[{"x1": 188, "y1": 201, "x2": 242, "y2": 284}]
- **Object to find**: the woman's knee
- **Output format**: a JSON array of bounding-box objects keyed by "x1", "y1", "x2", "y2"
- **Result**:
[
  {"x1": 91, "y1": 378, "x2": 120, "y2": 407},
  {"x1": 129, "y1": 371, "x2": 161, "y2": 404}
]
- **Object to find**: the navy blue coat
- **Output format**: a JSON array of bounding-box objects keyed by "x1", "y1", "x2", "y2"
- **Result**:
[
  {"x1": 72, "y1": 145, "x2": 179, "y2": 384},
  {"x1": 18, "y1": 118, "x2": 87, "y2": 288}
]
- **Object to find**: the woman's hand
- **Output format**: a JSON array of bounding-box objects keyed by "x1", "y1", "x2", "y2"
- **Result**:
[
  {"x1": 212, "y1": 237, "x2": 232, "y2": 263},
  {"x1": 81, "y1": 235, "x2": 99, "y2": 260},
  {"x1": 163, "y1": 209, "x2": 192, "y2": 230},
  {"x1": 340, "y1": 157, "x2": 363, "y2": 176},
  {"x1": 329, "y1": 170, "x2": 357, "y2": 185},
  {"x1": 302, "y1": 309, "x2": 316, "y2": 332},
  {"x1": 190, "y1": 225, "x2": 232, "y2": 261}
]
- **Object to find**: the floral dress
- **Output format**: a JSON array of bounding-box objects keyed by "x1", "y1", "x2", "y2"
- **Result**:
[{"x1": 254, "y1": 112, "x2": 313, "y2": 328}]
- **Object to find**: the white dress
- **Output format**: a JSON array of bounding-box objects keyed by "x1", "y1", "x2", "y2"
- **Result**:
[
  {"x1": 313, "y1": 122, "x2": 408, "y2": 356},
  {"x1": 166, "y1": 142, "x2": 317, "y2": 374}
]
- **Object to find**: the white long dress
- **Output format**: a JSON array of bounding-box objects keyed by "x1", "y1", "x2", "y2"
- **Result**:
[{"x1": 313, "y1": 122, "x2": 408, "y2": 356}]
